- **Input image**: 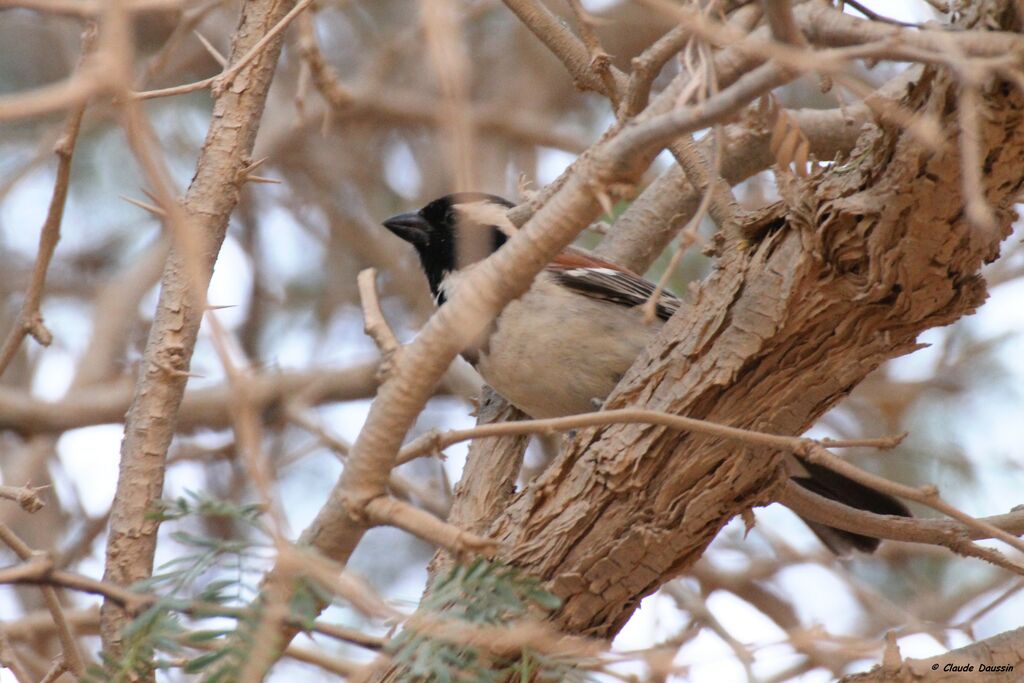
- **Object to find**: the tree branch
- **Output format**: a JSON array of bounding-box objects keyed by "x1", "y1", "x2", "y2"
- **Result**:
[
  {"x1": 484, "y1": 5, "x2": 1024, "y2": 638},
  {"x1": 779, "y1": 482, "x2": 1024, "y2": 572},
  {"x1": 0, "y1": 0, "x2": 179, "y2": 17},
  {"x1": 425, "y1": 387, "x2": 528, "y2": 579},
  {"x1": 0, "y1": 26, "x2": 95, "y2": 378},
  {"x1": 0, "y1": 363, "x2": 379, "y2": 430},
  {"x1": 762, "y1": 0, "x2": 807, "y2": 47},
  {"x1": 397, "y1": 407, "x2": 905, "y2": 466},
  {"x1": 840, "y1": 626, "x2": 1024, "y2": 681},
  {"x1": 0, "y1": 524, "x2": 85, "y2": 677},
  {"x1": 364, "y1": 496, "x2": 499, "y2": 556},
  {"x1": 0, "y1": 484, "x2": 46, "y2": 514},
  {"x1": 99, "y1": 0, "x2": 300, "y2": 662}
]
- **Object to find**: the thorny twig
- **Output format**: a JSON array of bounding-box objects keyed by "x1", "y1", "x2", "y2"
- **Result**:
[
  {"x1": 0, "y1": 524, "x2": 86, "y2": 676},
  {"x1": 0, "y1": 26, "x2": 95, "y2": 378}
]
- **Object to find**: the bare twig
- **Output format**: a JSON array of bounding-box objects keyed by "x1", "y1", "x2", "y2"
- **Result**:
[
  {"x1": 779, "y1": 483, "x2": 1024, "y2": 573},
  {"x1": 0, "y1": 556, "x2": 390, "y2": 649},
  {"x1": 595, "y1": 100, "x2": 875, "y2": 270},
  {"x1": 762, "y1": 0, "x2": 807, "y2": 46},
  {"x1": 133, "y1": 0, "x2": 313, "y2": 101},
  {"x1": 611, "y1": 61, "x2": 792, "y2": 174},
  {"x1": 277, "y1": 547, "x2": 403, "y2": 621},
  {"x1": 134, "y1": 0, "x2": 225, "y2": 88},
  {"x1": 0, "y1": 524, "x2": 86, "y2": 676},
  {"x1": 502, "y1": 0, "x2": 626, "y2": 98},
  {"x1": 297, "y1": 16, "x2": 586, "y2": 152},
  {"x1": 565, "y1": 0, "x2": 619, "y2": 108},
  {"x1": 100, "y1": 0, "x2": 302, "y2": 660},
  {"x1": 203, "y1": 311, "x2": 290, "y2": 535},
  {"x1": 640, "y1": 185, "x2": 710, "y2": 322},
  {"x1": 839, "y1": 626, "x2": 1024, "y2": 682},
  {"x1": 37, "y1": 659, "x2": 68, "y2": 683},
  {"x1": 663, "y1": 583, "x2": 757, "y2": 680},
  {"x1": 364, "y1": 495, "x2": 499, "y2": 556},
  {"x1": 194, "y1": 29, "x2": 227, "y2": 68},
  {"x1": 285, "y1": 405, "x2": 450, "y2": 518},
  {"x1": 623, "y1": 23, "x2": 692, "y2": 117},
  {"x1": 357, "y1": 268, "x2": 400, "y2": 356},
  {"x1": 0, "y1": 69, "x2": 100, "y2": 123},
  {"x1": 0, "y1": 363, "x2": 384, "y2": 433},
  {"x1": 425, "y1": 388, "x2": 528, "y2": 579},
  {"x1": 0, "y1": 26, "x2": 95, "y2": 378},
  {"x1": 799, "y1": 443, "x2": 1024, "y2": 558},
  {"x1": 132, "y1": 75, "x2": 216, "y2": 100},
  {"x1": 957, "y1": 72, "x2": 997, "y2": 232},
  {"x1": 213, "y1": 0, "x2": 315, "y2": 96},
  {"x1": 0, "y1": 630, "x2": 33, "y2": 683},
  {"x1": 119, "y1": 193, "x2": 167, "y2": 216},
  {"x1": 398, "y1": 407, "x2": 905, "y2": 465},
  {"x1": 0, "y1": 484, "x2": 46, "y2": 514},
  {"x1": 235, "y1": 571, "x2": 291, "y2": 683}
]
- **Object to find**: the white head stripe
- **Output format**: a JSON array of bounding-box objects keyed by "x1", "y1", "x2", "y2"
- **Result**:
[{"x1": 455, "y1": 201, "x2": 518, "y2": 236}]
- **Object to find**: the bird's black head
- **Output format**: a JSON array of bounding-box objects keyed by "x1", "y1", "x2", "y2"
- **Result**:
[{"x1": 383, "y1": 193, "x2": 514, "y2": 304}]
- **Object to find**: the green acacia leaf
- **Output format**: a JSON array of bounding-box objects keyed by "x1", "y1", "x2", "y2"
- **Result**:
[{"x1": 183, "y1": 648, "x2": 232, "y2": 673}]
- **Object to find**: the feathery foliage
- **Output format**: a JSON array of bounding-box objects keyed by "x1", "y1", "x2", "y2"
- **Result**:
[{"x1": 388, "y1": 559, "x2": 589, "y2": 682}]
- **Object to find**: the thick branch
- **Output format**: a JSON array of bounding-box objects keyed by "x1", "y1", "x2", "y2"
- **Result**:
[
  {"x1": 0, "y1": 0, "x2": 178, "y2": 17},
  {"x1": 0, "y1": 362, "x2": 473, "y2": 434},
  {"x1": 100, "y1": 0, "x2": 299, "y2": 660},
  {"x1": 425, "y1": 388, "x2": 528, "y2": 579},
  {"x1": 762, "y1": 0, "x2": 807, "y2": 47},
  {"x1": 224, "y1": 3, "x2": 1024, "y2": 678},
  {"x1": 489, "y1": 19, "x2": 1024, "y2": 638}
]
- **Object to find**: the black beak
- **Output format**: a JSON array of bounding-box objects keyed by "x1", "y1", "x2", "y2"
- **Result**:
[{"x1": 383, "y1": 212, "x2": 430, "y2": 246}]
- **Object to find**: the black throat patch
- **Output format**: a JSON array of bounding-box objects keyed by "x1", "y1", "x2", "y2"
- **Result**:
[{"x1": 412, "y1": 195, "x2": 511, "y2": 306}]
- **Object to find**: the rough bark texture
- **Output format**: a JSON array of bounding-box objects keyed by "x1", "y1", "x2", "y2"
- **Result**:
[
  {"x1": 100, "y1": 0, "x2": 297, "y2": 658},
  {"x1": 488, "y1": 57, "x2": 1024, "y2": 638},
  {"x1": 441, "y1": 388, "x2": 528, "y2": 538},
  {"x1": 426, "y1": 387, "x2": 528, "y2": 580}
]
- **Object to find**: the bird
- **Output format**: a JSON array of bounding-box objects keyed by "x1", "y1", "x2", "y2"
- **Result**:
[{"x1": 383, "y1": 192, "x2": 911, "y2": 554}]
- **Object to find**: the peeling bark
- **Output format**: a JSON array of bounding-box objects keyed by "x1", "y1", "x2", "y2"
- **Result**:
[{"x1": 490, "y1": 58, "x2": 1024, "y2": 638}]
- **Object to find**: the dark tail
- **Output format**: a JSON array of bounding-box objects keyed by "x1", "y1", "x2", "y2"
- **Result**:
[{"x1": 791, "y1": 460, "x2": 911, "y2": 555}]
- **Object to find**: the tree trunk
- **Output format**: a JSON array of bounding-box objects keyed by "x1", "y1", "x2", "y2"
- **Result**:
[
  {"x1": 490, "y1": 59, "x2": 1024, "y2": 637},
  {"x1": 376, "y1": 24, "x2": 1024, "y2": 678}
]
